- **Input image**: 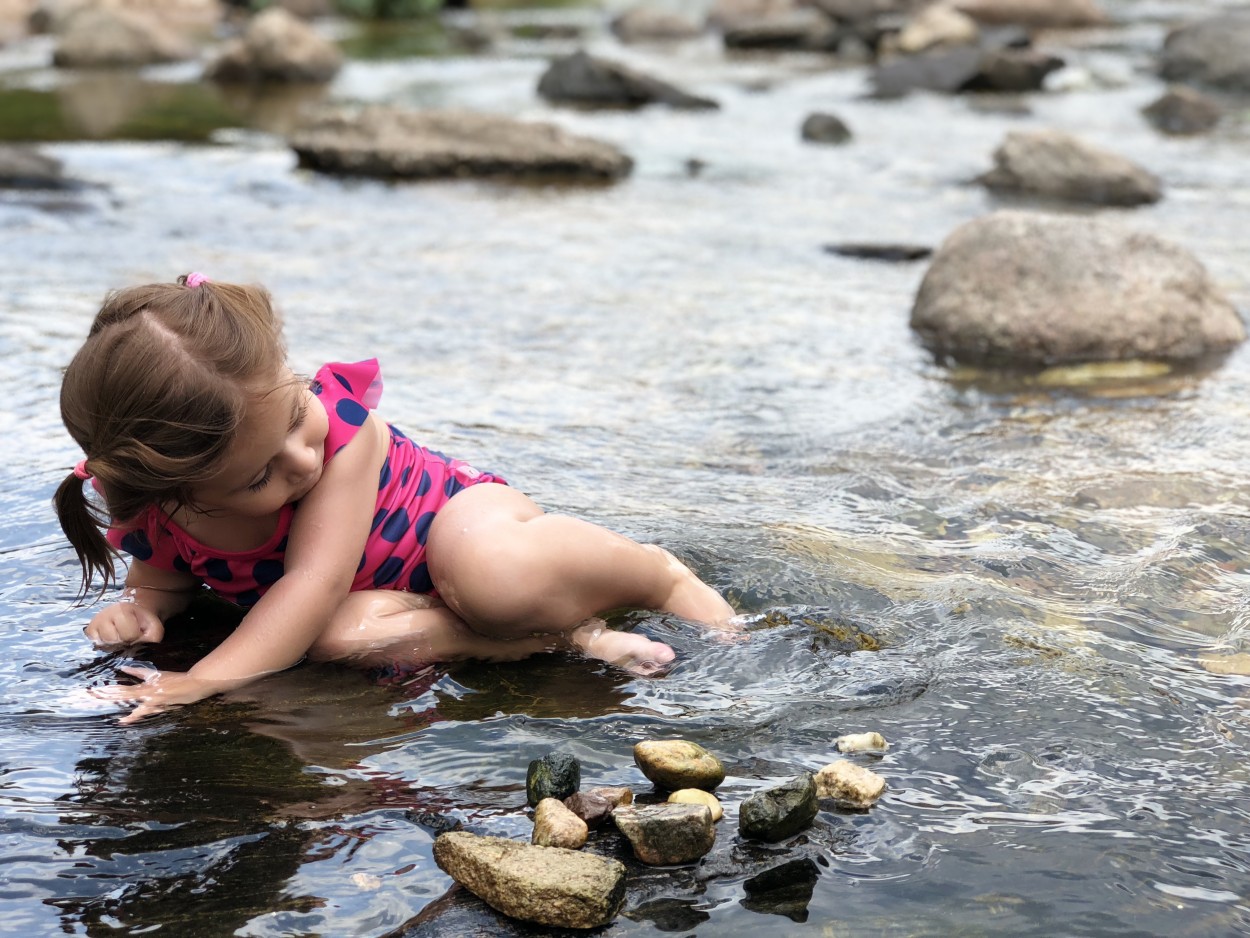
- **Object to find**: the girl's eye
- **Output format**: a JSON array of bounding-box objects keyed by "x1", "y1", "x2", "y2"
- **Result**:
[{"x1": 248, "y1": 465, "x2": 273, "y2": 492}]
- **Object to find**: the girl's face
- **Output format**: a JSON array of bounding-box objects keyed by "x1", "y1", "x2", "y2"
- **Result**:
[{"x1": 189, "y1": 368, "x2": 329, "y2": 520}]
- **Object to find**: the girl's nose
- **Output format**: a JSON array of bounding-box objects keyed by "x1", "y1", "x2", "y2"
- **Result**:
[{"x1": 285, "y1": 440, "x2": 318, "y2": 479}]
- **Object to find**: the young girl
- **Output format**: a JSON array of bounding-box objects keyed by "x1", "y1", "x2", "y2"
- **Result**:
[{"x1": 55, "y1": 274, "x2": 736, "y2": 724}]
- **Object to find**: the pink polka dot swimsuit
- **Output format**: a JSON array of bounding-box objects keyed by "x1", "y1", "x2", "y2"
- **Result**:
[{"x1": 105, "y1": 360, "x2": 506, "y2": 606}]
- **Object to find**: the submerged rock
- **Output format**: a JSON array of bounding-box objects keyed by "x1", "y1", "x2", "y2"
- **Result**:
[
  {"x1": 814, "y1": 760, "x2": 886, "y2": 807},
  {"x1": 824, "y1": 242, "x2": 931, "y2": 262},
  {"x1": 1142, "y1": 86, "x2": 1222, "y2": 136},
  {"x1": 739, "y1": 773, "x2": 819, "y2": 841},
  {"x1": 910, "y1": 211, "x2": 1244, "y2": 366},
  {"x1": 0, "y1": 145, "x2": 72, "y2": 189},
  {"x1": 527, "y1": 752, "x2": 581, "y2": 805},
  {"x1": 836, "y1": 731, "x2": 889, "y2": 753},
  {"x1": 433, "y1": 832, "x2": 625, "y2": 929},
  {"x1": 613, "y1": 803, "x2": 716, "y2": 865},
  {"x1": 870, "y1": 43, "x2": 1062, "y2": 97},
  {"x1": 1160, "y1": 13, "x2": 1250, "y2": 92},
  {"x1": 537, "y1": 50, "x2": 718, "y2": 110},
  {"x1": 289, "y1": 106, "x2": 633, "y2": 182},
  {"x1": 205, "y1": 7, "x2": 342, "y2": 83},
  {"x1": 634, "y1": 740, "x2": 726, "y2": 791},
  {"x1": 978, "y1": 128, "x2": 1161, "y2": 206},
  {"x1": 532, "y1": 797, "x2": 588, "y2": 848},
  {"x1": 721, "y1": 9, "x2": 839, "y2": 51},
  {"x1": 741, "y1": 857, "x2": 822, "y2": 922}
]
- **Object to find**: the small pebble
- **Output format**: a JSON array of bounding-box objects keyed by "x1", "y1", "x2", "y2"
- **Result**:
[{"x1": 668, "y1": 788, "x2": 724, "y2": 822}]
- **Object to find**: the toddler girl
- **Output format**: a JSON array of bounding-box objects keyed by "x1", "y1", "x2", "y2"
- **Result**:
[{"x1": 54, "y1": 274, "x2": 735, "y2": 723}]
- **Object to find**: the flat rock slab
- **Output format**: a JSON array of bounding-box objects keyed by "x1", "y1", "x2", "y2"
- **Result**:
[
  {"x1": 290, "y1": 106, "x2": 633, "y2": 182},
  {"x1": 433, "y1": 832, "x2": 625, "y2": 929}
]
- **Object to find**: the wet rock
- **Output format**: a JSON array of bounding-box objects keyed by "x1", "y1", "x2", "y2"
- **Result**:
[
  {"x1": 613, "y1": 803, "x2": 716, "y2": 865},
  {"x1": 668, "y1": 788, "x2": 724, "y2": 822},
  {"x1": 895, "y1": 2, "x2": 979, "y2": 53},
  {"x1": 526, "y1": 752, "x2": 581, "y2": 806},
  {"x1": 634, "y1": 739, "x2": 726, "y2": 791},
  {"x1": 563, "y1": 791, "x2": 613, "y2": 829},
  {"x1": 289, "y1": 106, "x2": 633, "y2": 182},
  {"x1": 824, "y1": 242, "x2": 931, "y2": 262},
  {"x1": 741, "y1": 857, "x2": 821, "y2": 922},
  {"x1": 1160, "y1": 13, "x2": 1250, "y2": 92},
  {"x1": 611, "y1": 5, "x2": 704, "y2": 43},
  {"x1": 722, "y1": 9, "x2": 839, "y2": 51},
  {"x1": 0, "y1": 145, "x2": 71, "y2": 189},
  {"x1": 586, "y1": 785, "x2": 633, "y2": 807},
  {"x1": 836, "y1": 731, "x2": 889, "y2": 752},
  {"x1": 205, "y1": 7, "x2": 341, "y2": 84},
  {"x1": 814, "y1": 760, "x2": 886, "y2": 807},
  {"x1": 911, "y1": 211, "x2": 1244, "y2": 366},
  {"x1": 1142, "y1": 86, "x2": 1222, "y2": 136},
  {"x1": 870, "y1": 43, "x2": 1061, "y2": 97},
  {"x1": 800, "y1": 112, "x2": 852, "y2": 144},
  {"x1": 532, "y1": 797, "x2": 588, "y2": 848},
  {"x1": 433, "y1": 832, "x2": 625, "y2": 929},
  {"x1": 739, "y1": 773, "x2": 819, "y2": 842},
  {"x1": 950, "y1": 0, "x2": 1108, "y2": 29},
  {"x1": 52, "y1": 5, "x2": 192, "y2": 67},
  {"x1": 978, "y1": 129, "x2": 1161, "y2": 206},
  {"x1": 537, "y1": 50, "x2": 718, "y2": 111}
]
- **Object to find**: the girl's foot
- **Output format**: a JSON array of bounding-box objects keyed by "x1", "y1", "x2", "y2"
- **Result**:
[{"x1": 569, "y1": 619, "x2": 676, "y2": 676}]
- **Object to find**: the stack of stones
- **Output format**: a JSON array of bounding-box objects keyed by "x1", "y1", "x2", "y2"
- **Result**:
[{"x1": 432, "y1": 731, "x2": 891, "y2": 929}]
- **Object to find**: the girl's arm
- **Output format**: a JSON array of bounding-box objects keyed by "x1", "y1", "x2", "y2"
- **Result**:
[
  {"x1": 85, "y1": 559, "x2": 201, "y2": 647},
  {"x1": 100, "y1": 413, "x2": 388, "y2": 723}
]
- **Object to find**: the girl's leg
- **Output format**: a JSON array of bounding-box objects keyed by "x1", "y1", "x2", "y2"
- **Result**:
[
  {"x1": 307, "y1": 591, "x2": 674, "y2": 675},
  {"x1": 425, "y1": 484, "x2": 735, "y2": 644}
]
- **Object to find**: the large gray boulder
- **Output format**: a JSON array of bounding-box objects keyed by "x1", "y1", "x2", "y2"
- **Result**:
[
  {"x1": 432, "y1": 832, "x2": 625, "y2": 929},
  {"x1": 910, "y1": 211, "x2": 1244, "y2": 365},
  {"x1": 52, "y1": 5, "x2": 192, "y2": 67},
  {"x1": 978, "y1": 129, "x2": 1161, "y2": 206},
  {"x1": 1160, "y1": 13, "x2": 1250, "y2": 92},
  {"x1": 289, "y1": 106, "x2": 633, "y2": 182},
  {"x1": 206, "y1": 7, "x2": 341, "y2": 83}
]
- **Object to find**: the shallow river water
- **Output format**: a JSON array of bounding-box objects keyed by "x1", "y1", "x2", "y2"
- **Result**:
[{"x1": 2, "y1": 0, "x2": 1250, "y2": 934}]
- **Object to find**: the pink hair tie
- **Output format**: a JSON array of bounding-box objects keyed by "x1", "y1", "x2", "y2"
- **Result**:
[
  {"x1": 185, "y1": 272, "x2": 210, "y2": 288},
  {"x1": 73, "y1": 460, "x2": 92, "y2": 481}
]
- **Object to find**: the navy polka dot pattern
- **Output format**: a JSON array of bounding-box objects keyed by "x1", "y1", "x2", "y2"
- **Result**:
[
  {"x1": 103, "y1": 360, "x2": 507, "y2": 607},
  {"x1": 120, "y1": 530, "x2": 153, "y2": 561}
]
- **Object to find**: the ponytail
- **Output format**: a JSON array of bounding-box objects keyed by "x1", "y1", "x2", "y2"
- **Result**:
[{"x1": 53, "y1": 470, "x2": 118, "y2": 598}]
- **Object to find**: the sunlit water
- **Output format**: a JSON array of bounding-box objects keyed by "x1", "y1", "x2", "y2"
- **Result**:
[{"x1": 2, "y1": 0, "x2": 1250, "y2": 934}]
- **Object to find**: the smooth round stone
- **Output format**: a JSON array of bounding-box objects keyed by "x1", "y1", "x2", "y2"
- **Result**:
[
  {"x1": 633, "y1": 740, "x2": 726, "y2": 791},
  {"x1": 668, "y1": 788, "x2": 724, "y2": 822}
]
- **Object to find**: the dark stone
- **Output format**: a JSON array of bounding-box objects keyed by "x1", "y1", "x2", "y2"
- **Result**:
[
  {"x1": 1142, "y1": 87, "x2": 1222, "y2": 136},
  {"x1": 564, "y1": 791, "x2": 613, "y2": 828},
  {"x1": 738, "y1": 773, "x2": 819, "y2": 842},
  {"x1": 801, "y1": 112, "x2": 852, "y2": 144},
  {"x1": 526, "y1": 752, "x2": 581, "y2": 806},
  {"x1": 537, "y1": 50, "x2": 719, "y2": 110},
  {"x1": 741, "y1": 857, "x2": 821, "y2": 922},
  {"x1": 869, "y1": 42, "x2": 1061, "y2": 97},
  {"x1": 824, "y1": 242, "x2": 931, "y2": 261},
  {"x1": 0, "y1": 145, "x2": 73, "y2": 190}
]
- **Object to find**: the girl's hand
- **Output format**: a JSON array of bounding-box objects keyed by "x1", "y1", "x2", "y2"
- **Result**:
[
  {"x1": 92, "y1": 666, "x2": 216, "y2": 724},
  {"x1": 85, "y1": 602, "x2": 165, "y2": 648}
]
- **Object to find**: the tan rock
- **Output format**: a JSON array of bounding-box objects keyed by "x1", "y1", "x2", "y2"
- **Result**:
[
  {"x1": 836, "y1": 731, "x2": 889, "y2": 753},
  {"x1": 586, "y1": 786, "x2": 633, "y2": 807},
  {"x1": 897, "y1": 2, "x2": 978, "y2": 53},
  {"x1": 668, "y1": 788, "x2": 724, "y2": 822},
  {"x1": 814, "y1": 760, "x2": 886, "y2": 808},
  {"x1": 613, "y1": 803, "x2": 715, "y2": 864},
  {"x1": 633, "y1": 739, "x2": 726, "y2": 791},
  {"x1": 533, "y1": 797, "x2": 589, "y2": 849},
  {"x1": 433, "y1": 832, "x2": 625, "y2": 929}
]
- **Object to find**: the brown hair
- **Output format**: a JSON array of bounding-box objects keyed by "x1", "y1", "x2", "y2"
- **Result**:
[{"x1": 54, "y1": 274, "x2": 287, "y2": 596}]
